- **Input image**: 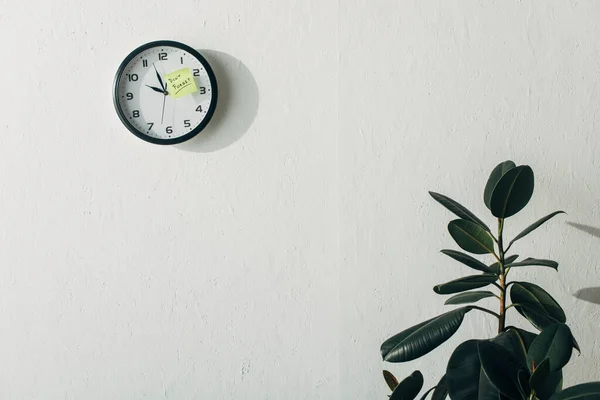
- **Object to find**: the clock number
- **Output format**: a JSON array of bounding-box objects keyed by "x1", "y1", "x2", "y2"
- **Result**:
[
  {"x1": 142, "y1": 59, "x2": 148, "y2": 67},
  {"x1": 126, "y1": 73, "x2": 138, "y2": 82},
  {"x1": 126, "y1": 92, "x2": 134, "y2": 100},
  {"x1": 193, "y1": 69, "x2": 200, "y2": 76},
  {"x1": 132, "y1": 110, "x2": 140, "y2": 118},
  {"x1": 180, "y1": 57, "x2": 184, "y2": 64},
  {"x1": 196, "y1": 105, "x2": 203, "y2": 112},
  {"x1": 199, "y1": 87, "x2": 207, "y2": 94},
  {"x1": 159, "y1": 52, "x2": 168, "y2": 60},
  {"x1": 147, "y1": 122, "x2": 154, "y2": 131},
  {"x1": 166, "y1": 126, "x2": 173, "y2": 134},
  {"x1": 184, "y1": 120, "x2": 191, "y2": 128}
]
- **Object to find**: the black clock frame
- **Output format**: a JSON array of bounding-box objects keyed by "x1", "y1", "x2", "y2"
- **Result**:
[{"x1": 113, "y1": 40, "x2": 218, "y2": 145}]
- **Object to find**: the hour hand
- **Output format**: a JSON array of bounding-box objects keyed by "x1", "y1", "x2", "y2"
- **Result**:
[{"x1": 145, "y1": 84, "x2": 164, "y2": 94}]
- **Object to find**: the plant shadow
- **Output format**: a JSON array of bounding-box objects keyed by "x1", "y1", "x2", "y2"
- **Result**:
[
  {"x1": 573, "y1": 287, "x2": 600, "y2": 305},
  {"x1": 567, "y1": 222, "x2": 600, "y2": 304},
  {"x1": 567, "y1": 222, "x2": 600, "y2": 239}
]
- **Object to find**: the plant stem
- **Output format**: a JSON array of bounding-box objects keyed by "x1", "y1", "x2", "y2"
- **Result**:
[
  {"x1": 471, "y1": 306, "x2": 501, "y2": 319},
  {"x1": 497, "y1": 218, "x2": 506, "y2": 333},
  {"x1": 529, "y1": 391, "x2": 536, "y2": 400}
]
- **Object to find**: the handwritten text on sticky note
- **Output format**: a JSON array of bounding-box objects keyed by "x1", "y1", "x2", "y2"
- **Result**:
[{"x1": 165, "y1": 68, "x2": 198, "y2": 99}]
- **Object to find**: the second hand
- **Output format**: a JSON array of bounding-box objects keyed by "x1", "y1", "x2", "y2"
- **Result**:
[{"x1": 161, "y1": 82, "x2": 168, "y2": 124}]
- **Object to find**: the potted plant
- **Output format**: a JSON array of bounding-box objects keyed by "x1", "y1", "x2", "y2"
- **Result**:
[{"x1": 380, "y1": 161, "x2": 600, "y2": 400}]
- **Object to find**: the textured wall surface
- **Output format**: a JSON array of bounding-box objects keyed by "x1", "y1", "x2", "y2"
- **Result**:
[
  {"x1": 0, "y1": 0, "x2": 338, "y2": 398},
  {"x1": 1, "y1": 0, "x2": 599, "y2": 399}
]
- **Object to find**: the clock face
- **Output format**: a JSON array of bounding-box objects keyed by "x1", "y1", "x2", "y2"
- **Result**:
[{"x1": 113, "y1": 41, "x2": 218, "y2": 145}]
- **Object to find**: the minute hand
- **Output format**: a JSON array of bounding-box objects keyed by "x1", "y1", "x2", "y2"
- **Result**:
[{"x1": 153, "y1": 63, "x2": 166, "y2": 91}]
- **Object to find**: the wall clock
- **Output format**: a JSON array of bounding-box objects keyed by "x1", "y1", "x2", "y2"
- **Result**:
[{"x1": 113, "y1": 40, "x2": 218, "y2": 145}]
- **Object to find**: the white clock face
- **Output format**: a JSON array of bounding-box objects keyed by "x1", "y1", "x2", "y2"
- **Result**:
[{"x1": 113, "y1": 41, "x2": 218, "y2": 144}]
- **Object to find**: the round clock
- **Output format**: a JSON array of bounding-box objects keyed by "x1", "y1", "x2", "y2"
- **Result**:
[{"x1": 113, "y1": 40, "x2": 218, "y2": 145}]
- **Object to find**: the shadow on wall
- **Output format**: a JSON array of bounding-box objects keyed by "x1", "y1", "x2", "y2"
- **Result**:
[
  {"x1": 176, "y1": 50, "x2": 259, "y2": 153},
  {"x1": 567, "y1": 222, "x2": 600, "y2": 305}
]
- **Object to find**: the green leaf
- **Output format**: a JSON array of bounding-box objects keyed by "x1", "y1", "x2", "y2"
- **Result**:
[
  {"x1": 527, "y1": 324, "x2": 573, "y2": 373},
  {"x1": 508, "y1": 211, "x2": 566, "y2": 247},
  {"x1": 505, "y1": 328, "x2": 564, "y2": 400},
  {"x1": 478, "y1": 340, "x2": 526, "y2": 399},
  {"x1": 431, "y1": 376, "x2": 448, "y2": 400},
  {"x1": 448, "y1": 220, "x2": 495, "y2": 255},
  {"x1": 381, "y1": 308, "x2": 472, "y2": 363},
  {"x1": 446, "y1": 340, "x2": 500, "y2": 400},
  {"x1": 505, "y1": 258, "x2": 559, "y2": 271},
  {"x1": 518, "y1": 369, "x2": 532, "y2": 399},
  {"x1": 445, "y1": 330, "x2": 562, "y2": 400},
  {"x1": 490, "y1": 165, "x2": 535, "y2": 219},
  {"x1": 441, "y1": 250, "x2": 492, "y2": 273},
  {"x1": 505, "y1": 327, "x2": 537, "y2": 355},
  {"x1": 445, "y1": 291, "x2": 496, "y2": 305},
  {"x1": 390, "y1": 371, "x2": 424, "y2": 400},
  {"x1": 510, "y1": 282, "x2": 566, "y2": 330},
  {"x1": 489, "y1": 254, "x2": 519, "y2": 275},
  {"x1": 572, "y1": 336, "x2": 581, "y2": 354},
  {"x1": 484, "y1": 161, "x2": 517, "y2": 210},
  {"x1": 529, "y1": 359, "x2": 551, "y2": 393},
  {"x1": 536, "y1": 371, "x2": 563, "y2": 400},
  {"x1": 429, "y1": 192, "x2": 491, "y2": 232},
  {"x1": 434, "y1": 274, "x2": 499, "y2": 295},
  {"x1": 549, "y1": 383, "x2": 600, "y2": 400},
  {"x1": 384, "y1": 370, "x2": 400, "y2": 391}
]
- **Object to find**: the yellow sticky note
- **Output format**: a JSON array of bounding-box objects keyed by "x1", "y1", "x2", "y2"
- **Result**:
[{"x1": 165, "y1": 68, "x2": 198, "y2": 99}]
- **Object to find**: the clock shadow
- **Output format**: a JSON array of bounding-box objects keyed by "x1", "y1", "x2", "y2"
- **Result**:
[{"x1": 175, "y1": 50, "x2": 259, "y2": 153}]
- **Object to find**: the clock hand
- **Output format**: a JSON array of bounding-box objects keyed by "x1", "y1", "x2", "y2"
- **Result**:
[
  {"x1": 153, "y1": 63, "x2": 166, "y2": 92},
  {"x1": 161, "y1": 90, "x2": 166, "y2": 124},
  {"x1": 145, "y1": 84, "x2": 164, "y2": 94}
]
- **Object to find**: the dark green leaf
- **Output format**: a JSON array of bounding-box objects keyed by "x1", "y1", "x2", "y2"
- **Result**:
[
  {"x1": 441, "y1": 250, "x2": 491, "y2": 273},
  {"x1": 505, "y1": 258, "x2": 559, "y2": 271},
  {"x1": 518, "y1": 369, "x2": 531, "y2": 399},
  {"x1": 390, "y1": 371, "x2": 424, "y2": 400},
  {"x1": 445, "y1": 291, "x2": 496, "y2": 305},
  {"x1": 484, "y1": 161, "x2": 517, "y2": 210},
  {"x1": 478, "y1": 340, "x2": 526, "y2": 399},
  {"x1": 508, "y1": 211, "x2": 566, "y2": 247},
  {"x1": 384, "y1": 370, "x2": 400, "y2": 391},
  {"x1": 505, "y1": 327, "x2": 537, "y2": 355},
  {"x1": 429, "y1": 191, "x2": 491, "y2": 232},
  {"x1": 505, "y1": 328, "x2": 564, "y2": 400},
  {"x1": 572, "y1": 336, "x2": 581, "y2": 354},
  {"x1": 489, "y1": 254, "x2": 519, "y2": 275},
  {"x1": 381, "y1": 308, "x2": 472, "y2": 363},
  {"x1": 435, "y1": 274, "x2": 499, "y2": 295},
  {"x1": 490, "y1": 165, "x2": 535, "y2": 219},
  {"x1": 446, "y1": 340, "x2": 500, "y2": 400},
  {"x1": 549, "y1": 382, "x2": 600, "y2": 400},
  {"x1": 448, "y1": 220, "x2": 495, "y2": 255},
  {"x1": 529, "y1": 359, "x2": 550, "y2": 393},
  {"x1": 536, "y1": 370, "x2": 563, "y2": 400},
  {"x1": 510, "y1": 282, "x2": 566, "y2": 330},
  {"x1": 431, "y1": 376, "x2": 448, "y2": 400},
  {"x1": 527, "y1": 324, "x2": 573, "y2": 373}
]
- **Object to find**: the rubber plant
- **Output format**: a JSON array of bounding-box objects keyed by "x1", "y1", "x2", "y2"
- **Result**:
[{"x1": 380, "y1": 161, "x2": 600, "y2": 400}]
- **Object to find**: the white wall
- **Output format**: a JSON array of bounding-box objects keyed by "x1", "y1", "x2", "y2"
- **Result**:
[
  {"x1": 0, "y1": 1, "x2": 338, "y2": 398},
  {"x1": 0, "y1": 0, "x2": 599, "y2": 399}
]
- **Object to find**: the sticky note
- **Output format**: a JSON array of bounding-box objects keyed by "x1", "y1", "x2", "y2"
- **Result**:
[{"x1": 165, "y1": 68, "x2": 198, "y2": 98}]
